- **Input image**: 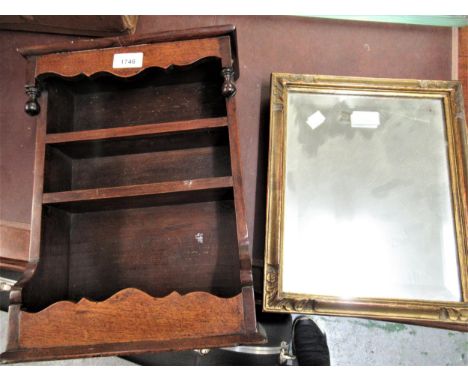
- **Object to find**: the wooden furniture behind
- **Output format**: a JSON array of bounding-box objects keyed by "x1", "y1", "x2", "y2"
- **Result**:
[
  {"x1": 0, "y1": 221, "x2": 30, "y2": 273},
  {"x1": 0, "y1": 16, "x2": 138, "y2": 37},
  {"x1": 0, "y1": 25, "x2": 263, "y2": 363}
]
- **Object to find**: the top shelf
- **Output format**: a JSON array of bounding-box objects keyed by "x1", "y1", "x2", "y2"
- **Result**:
[
  {"x1": 44, "y1": 59, "x2": 227, "y2": 134},
  {"x1": 45, "y1": 117, "x2": 229, "y2": 145}
]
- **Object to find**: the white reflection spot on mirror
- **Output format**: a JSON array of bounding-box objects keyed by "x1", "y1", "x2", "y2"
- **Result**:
[
  {"x1": 350, "y1": 111, "x2": 380, "y2": 129},
  {"x1": 282, "y1": 91, "x2": 461, "y2": 302},
  {"x1": 306, "y1": 110, "x2": 326, "y2": 130}
]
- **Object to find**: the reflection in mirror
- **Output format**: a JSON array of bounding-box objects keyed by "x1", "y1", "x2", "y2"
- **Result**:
[{"x1": 282, "y1": 91, "x2": 461, "y2": 301}]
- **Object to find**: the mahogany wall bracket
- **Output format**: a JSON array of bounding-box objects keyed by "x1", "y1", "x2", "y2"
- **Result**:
[{"x1": 1, "y1": 24, "x2": 264, "y2": 364}]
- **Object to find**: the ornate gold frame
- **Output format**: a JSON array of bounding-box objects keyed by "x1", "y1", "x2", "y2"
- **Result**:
[{"x1": 263, "y1": 73, "x2": 468, "y2": 331}]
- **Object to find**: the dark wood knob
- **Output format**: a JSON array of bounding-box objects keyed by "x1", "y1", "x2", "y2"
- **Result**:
[
  {"x1": 25, "y1": 85, "x2": 41, "y2": 116},
  {"x1": 221, "y1": 67, "x2": 236, "y2": 98}
]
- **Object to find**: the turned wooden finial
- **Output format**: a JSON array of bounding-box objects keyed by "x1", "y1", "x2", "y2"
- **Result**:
[
  {"x1": 24, "y1": 84, "x2": 41, "y2": 116},
  {"x1": 221, "y1": 67, "x2": 236, "y2": 97}
]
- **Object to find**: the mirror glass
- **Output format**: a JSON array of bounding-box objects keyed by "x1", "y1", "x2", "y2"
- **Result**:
[{"x1": 282, "y1": 90, "x2": 462, "y2": 301}]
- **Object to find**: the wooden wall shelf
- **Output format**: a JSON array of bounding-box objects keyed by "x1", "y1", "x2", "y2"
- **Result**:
[{"x1": 1, "y1": 25, "x2": 263, "y2": 364}]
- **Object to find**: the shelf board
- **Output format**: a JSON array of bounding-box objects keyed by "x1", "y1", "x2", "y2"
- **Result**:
[
  {"x1": 45, "y1": 117, "x2": 229, "y2": 145},
  {"x1": 42, "y1": 177, "x2": 233, "y2": 205}
]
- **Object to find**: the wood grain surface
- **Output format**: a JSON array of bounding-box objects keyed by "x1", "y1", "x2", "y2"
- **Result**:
[{"x1": 19, "y1": 288, "x2": 244, "y2": 348}]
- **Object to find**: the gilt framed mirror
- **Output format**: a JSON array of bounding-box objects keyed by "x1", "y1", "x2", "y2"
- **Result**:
[{"x1": 263, "y1": 74, "x2": 468, "y2": 330}]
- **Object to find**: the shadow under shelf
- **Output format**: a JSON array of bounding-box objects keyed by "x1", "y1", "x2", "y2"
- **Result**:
[
  {"x1": 23, "y1": 179, "x2": 241, "y2": 313},
  {"x1": 44, "y1": 122, "x2": 232, "y2": 194}
]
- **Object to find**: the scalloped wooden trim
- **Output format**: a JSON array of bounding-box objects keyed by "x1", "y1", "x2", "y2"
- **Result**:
[
  {"x1": 35, "y1": 37, "x2": 224, "y2": 79},
  {"x1": 36, "y1": 59, "x2": 221, "y2": 81},
  {"x1": 17, "y1": 288, "x2": 245, "y2": 349}
]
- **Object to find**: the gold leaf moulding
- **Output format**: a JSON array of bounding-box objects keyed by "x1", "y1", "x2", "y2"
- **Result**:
[{"x1": 439, "y1": 307, "x2": 468, "y2": 322}]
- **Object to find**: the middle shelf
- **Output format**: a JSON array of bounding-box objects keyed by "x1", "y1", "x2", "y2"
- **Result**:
[
  {"x1": 43, "y1": 176, "x2": 233, "y2": 205},
  {"x1": 44, "y1": 123, "x2": 231, "y2": 194}
]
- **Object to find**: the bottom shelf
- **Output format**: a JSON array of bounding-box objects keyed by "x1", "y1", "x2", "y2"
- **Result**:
[
  {"x1": 0, "y1": 332, "x2": 265, "y2": 364},
  {"x1": 1, "y1": 288, "x2": 264, "y2": 364}
]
